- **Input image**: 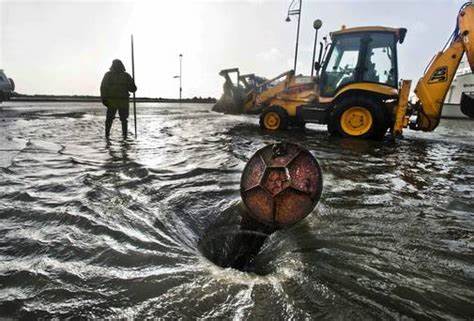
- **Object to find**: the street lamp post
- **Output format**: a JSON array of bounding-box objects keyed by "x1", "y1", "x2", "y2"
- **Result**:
[
  {"x1": 311, "y1": 19, "x2": 323, "y2": 77},
  {"x1": 173, "y1": 54, "x2": 183, "y2": 102},
  {"x1": 286, "y1": 0, "x2": 302, "y2": 73},
  {"x1": 179, "y1": 54, "x2": 183, "y2": 101}
]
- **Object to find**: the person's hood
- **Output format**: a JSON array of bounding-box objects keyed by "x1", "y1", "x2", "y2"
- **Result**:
[{"x1": 110, "y1": 59, "x2": 126, "y2": 72}]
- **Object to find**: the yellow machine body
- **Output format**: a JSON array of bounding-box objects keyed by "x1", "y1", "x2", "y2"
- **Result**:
[{"x1": 216, "y1": 3, "x2": 474, "y2": 139}]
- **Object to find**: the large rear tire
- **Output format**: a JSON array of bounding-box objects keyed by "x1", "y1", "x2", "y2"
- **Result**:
[
  {"x1": 328, "y1": 96, "x2": 385, "y2": 140},
  {"x1": 259, "y1": 106, "x2": 289, "y2": 131}
]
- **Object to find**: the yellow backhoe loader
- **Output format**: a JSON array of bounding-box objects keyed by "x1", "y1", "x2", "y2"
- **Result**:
[{"x1": 215, "y1": 1, "x2": 474, "y2": 140}]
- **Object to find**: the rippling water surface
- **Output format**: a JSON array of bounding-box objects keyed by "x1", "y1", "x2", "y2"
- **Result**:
[{"x1": 0, "y1": 102, "x2": 473, "y2": 319}]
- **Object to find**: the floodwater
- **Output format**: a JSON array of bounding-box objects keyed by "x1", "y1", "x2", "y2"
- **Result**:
[{"x1": 0, "y1": 102, "x2": 473, "y2": 319}]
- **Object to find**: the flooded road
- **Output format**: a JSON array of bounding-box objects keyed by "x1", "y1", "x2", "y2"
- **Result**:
[{"x1": 0, "y1": 102, "x2": 473, "y2": 319}]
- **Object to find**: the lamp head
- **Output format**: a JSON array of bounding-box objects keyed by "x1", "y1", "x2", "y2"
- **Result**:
[
  {"x1": 285, "y1": 16, "x2": 291, "y2": 22},
  {"x1": 313, "y1": 19, "x2": 323, "y2": 30}
]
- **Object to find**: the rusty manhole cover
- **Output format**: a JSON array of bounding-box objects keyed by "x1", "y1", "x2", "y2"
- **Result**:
[{"x1": 241, "y1": 142, "x2": 323, "y2": 228}]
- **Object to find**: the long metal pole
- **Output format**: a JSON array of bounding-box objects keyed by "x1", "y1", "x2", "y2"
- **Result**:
[
  {"x1": 293, "y1": 0, "x2": 302, "y2": 72},
  {"x1": 131, "y1": 35, "x2": 137, "y2": 138},
  {"x1": 179, "y1": 54, "x2": 182, "y2": 101},
  {"x1": 311, "y1": 28, "x2": 319, "y2": 77}
]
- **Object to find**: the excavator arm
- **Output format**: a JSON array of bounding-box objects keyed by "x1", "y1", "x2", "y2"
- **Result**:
[{"x1": 413, "y1": 2, "x2": 474, "y2": 131}]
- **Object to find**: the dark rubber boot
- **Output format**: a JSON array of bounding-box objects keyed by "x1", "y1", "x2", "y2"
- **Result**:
[
  {"x1": 105, "y1": 120, "x2": 113, "y2": 139},
  {"x1": 121, "y1": 121, "x2": 128, "y2": 139}
]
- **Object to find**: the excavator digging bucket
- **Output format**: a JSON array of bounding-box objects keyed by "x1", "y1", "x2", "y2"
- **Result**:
[{"x1": 459, "y1": 3, "x2": 474, "y2": 71}]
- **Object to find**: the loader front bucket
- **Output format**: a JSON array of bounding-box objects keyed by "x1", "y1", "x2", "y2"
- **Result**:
[
  {"x1": 212, "y1": 68, "x2": 247, "y2": 114},
  {"x1": 212, "y1": 85, "x2": 248, "y2": 114},
  {"x1": 212, "y1": 69, "x2": 267, "y2": 114}
]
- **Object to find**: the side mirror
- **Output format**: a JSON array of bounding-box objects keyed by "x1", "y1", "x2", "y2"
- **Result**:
[{"x1": 314, "y1": 61, "x2": 321, "y2": 72}]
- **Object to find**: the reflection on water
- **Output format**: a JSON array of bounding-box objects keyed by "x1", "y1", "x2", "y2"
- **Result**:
[{"x1": 0, "y1": 102, "x2": 473, "y2": 319}]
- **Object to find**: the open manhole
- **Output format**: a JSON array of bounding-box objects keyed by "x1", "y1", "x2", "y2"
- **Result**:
[{"x1": 199, "y1": 143, "x2": 323, "y2": 274}]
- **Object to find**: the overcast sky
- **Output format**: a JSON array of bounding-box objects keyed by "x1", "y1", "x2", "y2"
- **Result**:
[{"x1": 0, "y1": 0, "x2": 466, "y2": 98}]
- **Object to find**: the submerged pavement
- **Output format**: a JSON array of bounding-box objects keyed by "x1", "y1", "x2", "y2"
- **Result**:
[{"x1": 0, "y1": 102, "x2": 473, "y2": 319}]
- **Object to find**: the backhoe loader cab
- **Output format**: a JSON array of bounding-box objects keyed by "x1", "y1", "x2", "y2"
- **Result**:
[{"x1": 320, "y1": 27, "x2": 405, "y2": 97}]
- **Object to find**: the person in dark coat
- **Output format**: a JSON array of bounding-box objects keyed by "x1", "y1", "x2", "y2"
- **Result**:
[{"x1": 100, "y1": 59, "x2": 137, "y2": 139}]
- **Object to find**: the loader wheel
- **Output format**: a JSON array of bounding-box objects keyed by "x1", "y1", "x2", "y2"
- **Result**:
[
  {"x1": 328, "y1": 96, "x2": 384, "y2": 139},
  {"x1": 260, "y1": 106, "x2": 289, "y2": 131}
]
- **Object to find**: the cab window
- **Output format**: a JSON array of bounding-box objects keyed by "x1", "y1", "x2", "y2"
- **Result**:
[
  {"x1": 363, "y1": 33, "x2": 397, "y2": 87},
  {"x1": 320, "y1": 34, "x2": 362, "y2": 97},
  {"x1": 320, "y1": 32, "x2": 398, "y2": 97}
]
